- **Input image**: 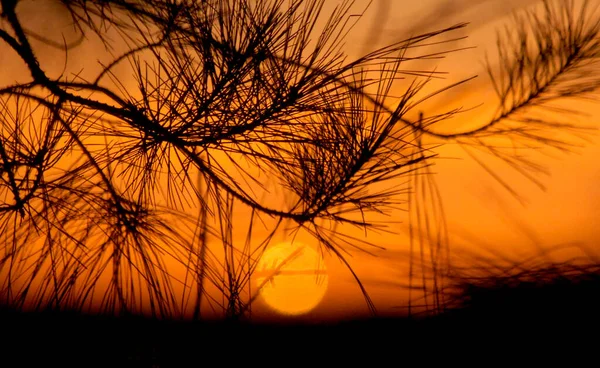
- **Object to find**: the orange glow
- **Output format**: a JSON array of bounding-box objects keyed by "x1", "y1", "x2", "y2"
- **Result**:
[
  {"x1": 254, "y1": 242, "x2": 328, "y2": 316},
  {"x1": 1, "y1": 0, "x2": 599, "y2": 323}
]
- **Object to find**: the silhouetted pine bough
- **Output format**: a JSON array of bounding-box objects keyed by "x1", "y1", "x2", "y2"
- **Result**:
[{"x1": 0, "y1": 0, "x2": 599, "y2": 320}]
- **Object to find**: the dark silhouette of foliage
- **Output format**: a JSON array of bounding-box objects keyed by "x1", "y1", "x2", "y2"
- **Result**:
[{"x1": 0, "y1": 0, "x2": 598, "y2": 319}]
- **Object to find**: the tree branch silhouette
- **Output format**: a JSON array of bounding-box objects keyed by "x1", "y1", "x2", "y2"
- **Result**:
[{"x1": 0, "y1": 0, "x2": 598, "y2": 319}]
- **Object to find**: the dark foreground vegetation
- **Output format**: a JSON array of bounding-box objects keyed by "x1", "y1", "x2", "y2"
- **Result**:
[{"x1": 2, "y1": 263, "x2": 599, "y2": 367}]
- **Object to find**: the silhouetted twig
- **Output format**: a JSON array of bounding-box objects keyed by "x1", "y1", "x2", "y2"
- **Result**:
[{"x1": 0, "y1": 0, "x2": 598, "y2": 320}]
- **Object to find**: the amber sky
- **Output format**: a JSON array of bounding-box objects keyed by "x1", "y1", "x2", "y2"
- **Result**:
[
  {"x1": 1, "y1": 0, "x2": 599, "y2": 322},
  {"x1": 250, "y1": 0, "x2": 600, "y2": 322}
]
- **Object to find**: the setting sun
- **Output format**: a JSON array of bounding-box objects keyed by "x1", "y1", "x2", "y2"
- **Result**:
[
  {"x1": 1, "y1": 0, "x2": 599, "y2": 364},
  {"x1": 254, "y1": 242, "x2": 328, "y2": 316}
]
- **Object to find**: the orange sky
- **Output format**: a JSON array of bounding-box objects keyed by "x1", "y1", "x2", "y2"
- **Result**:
[
  {"x1": 1, "y1": 0, "x2": 599, "y2": 322},
  {"x1": 249, "y1": 0, "x2": 600, "y2": 322}
]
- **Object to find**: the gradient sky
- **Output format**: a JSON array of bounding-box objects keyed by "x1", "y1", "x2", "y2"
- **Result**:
[
  {"x1": 249, "y1": 0, "x2": 600, "y2": 322},
  {"x1": 1, "y1": 0, "x2": 599, "y2": 322}
]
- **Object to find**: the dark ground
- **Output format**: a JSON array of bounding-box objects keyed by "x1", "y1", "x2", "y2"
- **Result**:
[{"x1": 2, "y1": 269, "x2": 599, "y2": 366}]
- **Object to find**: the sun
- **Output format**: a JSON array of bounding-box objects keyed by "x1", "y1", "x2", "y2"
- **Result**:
[{"x1": 254, "y1": 241, "x2": 328, "y2": 316}]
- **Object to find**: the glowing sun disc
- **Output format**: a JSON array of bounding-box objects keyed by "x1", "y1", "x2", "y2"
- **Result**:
[{"x1": 254, "y1": 241, "x2": 328, "y2": 316}]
